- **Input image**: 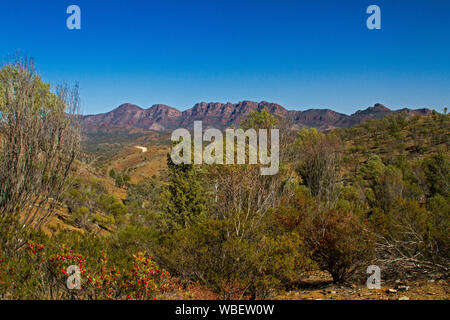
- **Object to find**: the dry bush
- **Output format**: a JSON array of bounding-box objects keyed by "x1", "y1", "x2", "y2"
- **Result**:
[
  {"x1": 370, "y1": 198, "x2": 449, "y2": 278},
  {"x1": 0, "y1": 56, "x2": 80, "y2": 250}
]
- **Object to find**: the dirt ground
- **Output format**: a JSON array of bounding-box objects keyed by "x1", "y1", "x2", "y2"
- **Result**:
[{"x1": 276, "y1": 271, "x2": 449, "y2": 300}]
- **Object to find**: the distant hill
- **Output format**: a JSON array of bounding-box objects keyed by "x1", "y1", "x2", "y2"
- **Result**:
[{"x1": 82, "y1": 101, "x2": 433, "y2": 134}]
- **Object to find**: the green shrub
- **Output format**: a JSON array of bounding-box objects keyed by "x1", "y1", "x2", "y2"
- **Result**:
[
  {"x1": 109, "y1": 169, "x2": 116, "y2": 179},
  {"x1": 157, "y1": 215, "x2": 313, "y2": 299}
]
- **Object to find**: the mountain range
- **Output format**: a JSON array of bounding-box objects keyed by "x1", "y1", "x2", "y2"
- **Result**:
[{"x1": 81, "y1": 101, "x2": 433, "y2": 133}]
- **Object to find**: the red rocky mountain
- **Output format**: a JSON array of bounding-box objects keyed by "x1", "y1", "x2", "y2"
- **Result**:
[{"x1": 81, "y1": 101, "x2": 433, "y2": 133}]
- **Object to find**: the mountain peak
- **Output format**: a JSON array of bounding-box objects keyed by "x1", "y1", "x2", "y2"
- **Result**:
[
  {"x1": 115, "y1": 103, "x2": 143, "y2": 112},
  {"x1": 373, "y1": 103, "x2": 390, "y2": 112},
  {"x1": 146, "y1": 104, "x2": 181, "y2": 118},
  {"x1": 353, "y1": 104, "x2": 391, "y2": 116}
]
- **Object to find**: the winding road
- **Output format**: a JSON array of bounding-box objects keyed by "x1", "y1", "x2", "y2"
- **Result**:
[{"x1": 135, "y1": 146, "x2": 148, "y2": 153}]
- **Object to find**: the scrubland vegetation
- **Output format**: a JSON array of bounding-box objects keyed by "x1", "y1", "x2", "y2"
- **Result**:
[{"x1": 0, "y1": 59, "x2": 448, "y2": 299}]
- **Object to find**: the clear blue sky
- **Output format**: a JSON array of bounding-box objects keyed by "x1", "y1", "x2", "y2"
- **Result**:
[{"x1": 1, "y1": 0, "x2": 449, "y2": 115}]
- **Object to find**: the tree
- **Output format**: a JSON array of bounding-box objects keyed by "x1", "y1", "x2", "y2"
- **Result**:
[
  {"x1": 109, "y1": 169, "x2": 116, "y2": 179},
  {"x1": 115, "y1": 175, "x2": 124, "y2": 188},
  {"x1": 123, "y1": 173, "x2": 131, "y2": 183},
  {"x1": 422, "y1": 149, "x2": 449, "y2": 198},
  {"x1": 164, "y1": 149, "x2": 207, "y2": 229},
  {"x1": 240, "y1": 107, "x2": 278, "y2": 130},
  {"x1": 0, "y1": 56, "x2": 80, "y2": 247},
  {"x1": 358, "y1": 156, "x2": 404, "y2": 210},
  {"x1": 208, "y1": 109, "x2": 286, "y2": 239},
  {"x1": 295, "y1": 128, "x2": 342, "y2": 208},
  {"x1": 374, "y1": 165, "x2": 404, "y2": 210}
]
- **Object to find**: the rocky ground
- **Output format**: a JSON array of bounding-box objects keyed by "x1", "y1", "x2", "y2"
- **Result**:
[{"x1": 276, "y1": 271, "x2": 449, "y2": 300}]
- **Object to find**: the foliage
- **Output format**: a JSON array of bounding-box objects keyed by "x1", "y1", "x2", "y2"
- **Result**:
[
  {"x1": 157, "y1": 214, "x2": 313, "y2": 299},
  {"x1": 276, "y1": 187, "x2": 373, "y2": 283},
  {"x1": 422, "y1": 149, "x2": 449, "y2": 198},
  {"x1": 126, "y1": 178, "x2": 161, "y2": 210},
  {"x1": 62, "y1": 177, "x2": 127, "y2": 230},
  {"x1": 1, "y1": 70, "x2": 449, "y2": 300},
  {"x1": 0, "y1": 226, "x2": 177, "y2": 299},
  {"x1": 306, "y1": 209, "x2": 373, "y2": 283},
  {"x1": 370, "y1": 197, "x2": 449, "y2": 276},
  {"x1": 163, "y1": 151, "x2": 207, "y2": 229},
  {"x1": 0, "y1": 57, "x2": 80, "y2": 244},
  {"x1": 295, "y1": 128, "x2": 342, "y2": 208}
]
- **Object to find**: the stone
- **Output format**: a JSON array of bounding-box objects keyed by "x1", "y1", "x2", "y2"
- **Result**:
[
  {"x1": 396, "y1": 285, "x2": 409, "y2": 291},
  {"x1": 387, "y1": 288, "x2": 397, "y2": 294},
  {"x1": 399, "y1": 296, "x2": 409, "y2": 300}
]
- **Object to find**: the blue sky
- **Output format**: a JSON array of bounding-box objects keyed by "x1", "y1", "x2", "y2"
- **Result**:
[{"x1": 0, "y1": 0, "x2": 449, "y2": 115}]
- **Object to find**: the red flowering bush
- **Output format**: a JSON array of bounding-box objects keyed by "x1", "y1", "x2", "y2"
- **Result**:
[{"x1": 24, "y1": 241, "x2": 176, "y2": 300}]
